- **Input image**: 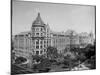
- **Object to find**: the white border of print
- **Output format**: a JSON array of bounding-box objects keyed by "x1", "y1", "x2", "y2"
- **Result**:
[{"x1": 0, "y1": 0, "x2": 99, "y2": 75}]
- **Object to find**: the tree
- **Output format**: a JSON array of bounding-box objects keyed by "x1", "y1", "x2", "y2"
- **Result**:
[
  {"x1": 63, "y1": 43, "x2": 96, "y2": 69},
  {"x1": 63, "y1": 55, "x2": 78, "y2": 70},
  {"x1": 74, "y1": 44, "x2": 96, "y2": 65},
  {"x1": 84, "y1": 44, "x2": 95, "y2": 59},
  {"x1": 47, "y1": 46, "x2": 58, "y2": 60},
  {"x1": 32, "y1": 57, "x2": 51, "y2": 72},
  {"x1": 32, "y1": 55, "x2": 43, "y2": 62},
  {"x1": 83, "y1": 44, "x2": 96, "y2": 69},
  {"x1": 15, "y1": 57, "x2": 27, "y2": 64}
]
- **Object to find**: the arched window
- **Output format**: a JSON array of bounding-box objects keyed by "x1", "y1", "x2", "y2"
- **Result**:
[
  {"x1": 41, "y1": 28, "x2": 43, "y2": 31},
  {"x1": 36, "y1": 40, "x2": 39, "y2": 44},
  {"x1": 36, "y1": 33, "x2": 39, "y2": 36},
  {"x1": 36, "y1": 27, "x2": 39, "y2": 31}
]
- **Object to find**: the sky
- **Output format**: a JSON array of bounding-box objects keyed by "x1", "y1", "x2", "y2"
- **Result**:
[{"x1": 12, "y1": 0, "x2": 95, "y2": 35}]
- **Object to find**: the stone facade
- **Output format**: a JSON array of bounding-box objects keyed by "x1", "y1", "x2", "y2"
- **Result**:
[{"x1": 13, "y1": 13, "x2": 94, "y2": 58}]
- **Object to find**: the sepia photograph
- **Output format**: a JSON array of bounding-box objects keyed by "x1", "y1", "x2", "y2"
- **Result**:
[{"x1": 11, "y1": 0, "x2": 96, "y2": 75}]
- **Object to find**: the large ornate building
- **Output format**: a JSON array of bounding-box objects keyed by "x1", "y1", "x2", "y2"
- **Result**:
[{"x1": 13, "y1": 13, "x2": 94, "y2": 59}]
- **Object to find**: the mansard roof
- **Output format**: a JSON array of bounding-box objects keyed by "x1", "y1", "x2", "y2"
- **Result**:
[{"x1": 32, "y1": 13, "x2": 45, "y2": 26}]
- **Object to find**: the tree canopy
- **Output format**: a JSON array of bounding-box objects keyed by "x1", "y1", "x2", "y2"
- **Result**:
[
  {"x1": 47, "y1": 46, "x2": 58, "y2": 60},
  {"x1": 15, "y1": 57, "x2": 27, "y2": 64}
]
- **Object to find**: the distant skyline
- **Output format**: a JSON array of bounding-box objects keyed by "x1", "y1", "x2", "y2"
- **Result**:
[{"x1": 12, "y1": 0, "x2": 95, "y2": 35}]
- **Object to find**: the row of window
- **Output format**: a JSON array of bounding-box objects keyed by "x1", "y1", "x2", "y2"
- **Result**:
[
  {"x1": 35, "y1": 40, "x2": 51, "y2": 45},
  {"x1": 32, "y1": 27, "x2": 50, "y2": 33},
  {"x1": 33, "y1": 27, "x2": 44, "y2": 31},
  {"x1": 35, "y1": 49, "x2": 46, "y2": 55},
  {"x1": 35, "y1": 33, "x2": 50, "y2": 37},
  {"x1": 33, "y1": 32, "x2": 44, "y2": 37},
  {"x1": 35, "y1": 44, "x2": 47, "y2": 49},
  {"x1": 36, "y1": 45, "x2": 43, "y2": 49},
  {"x1": 35, "y1": 40, "x2": 50, "y2": 49},
  {"x1": 35, "y1": 44, "x2": 50, "y2": 49}
]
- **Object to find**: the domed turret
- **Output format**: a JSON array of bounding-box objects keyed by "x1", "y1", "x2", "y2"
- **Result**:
[
  {"x1": 32, "y1": 13, "x2": 45, "y2": 26},
  {"x1": 31, "y1": 13, "x2": 47, "y2": 56}
]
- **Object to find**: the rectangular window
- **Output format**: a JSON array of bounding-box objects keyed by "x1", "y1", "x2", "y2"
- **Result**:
[
  {"x1": 44, "y1": 40, "x2": 46, "y2": 44},
  {"x1": 44, "y1": 49, "x2": 46, "y2": 52},
  {"x1": 44, "y1": 44, "x2": 46, "y2": 47},
  {"x1": 40, "y1": 51, "x2": 42, "y2": 54},
  {"x1": 36, "y1": 51, "x2": 39, "y2": 55},
  {"x1": 47, "y1": 44, "x2": 48, "y2": 47},
  {"x1": 36, "y1": 45, "x2": 39, "y2": 49},
  {"x1": 47, "y1": 41, "x2": 48, "y2": 46},
  {"x1": 36, "y1": 40, "x2": 39, "y2": 44},
  {"x1": 40, "y1": 45, "x2": 42, "y2": 48},
  {"x1": 36, "y1": 33, "x2": 39, "y2": 36},
  {"x1": 41, "y1": 28, "x2": 43, "y2": 31},
  {"x1": 40, "y1": 40, "x2": 42, "y2": 44},
  {"x1": 47, "y1": 34, "x2": 49, "y2": 37}
]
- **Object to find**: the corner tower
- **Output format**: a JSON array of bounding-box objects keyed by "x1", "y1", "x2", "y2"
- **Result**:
[{"x1": 31, "y1": 13, "x2": 47, "y2": 56}]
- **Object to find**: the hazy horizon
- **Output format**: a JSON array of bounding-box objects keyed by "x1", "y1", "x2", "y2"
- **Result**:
[{"x1": 12, "y1": 0, "x2": 95, "y2": 35}]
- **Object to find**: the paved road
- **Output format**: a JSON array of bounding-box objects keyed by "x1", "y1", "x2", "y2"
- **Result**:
[
  {"x1": 11, "y1": 64, "x2": 33, "y2": 75},
  {"x1": 49, "y1": 64, "x2": 70, "y2": 72}
]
